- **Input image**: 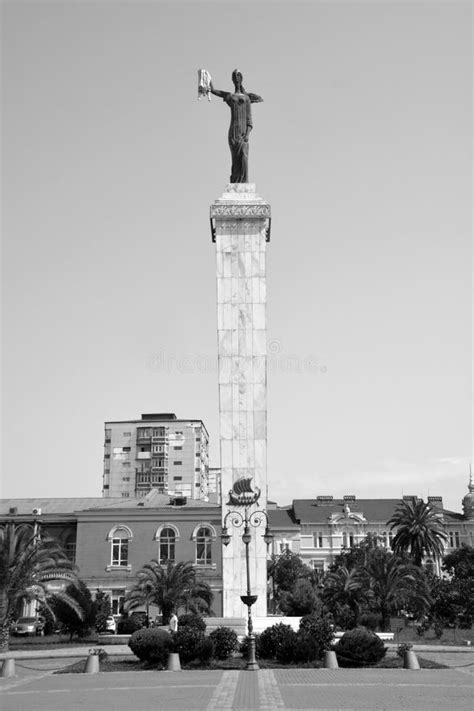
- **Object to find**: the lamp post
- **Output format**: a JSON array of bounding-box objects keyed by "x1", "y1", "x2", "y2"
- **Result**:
[{"x1": 221, "y1": 478, "x2": 273, "y2": 671}]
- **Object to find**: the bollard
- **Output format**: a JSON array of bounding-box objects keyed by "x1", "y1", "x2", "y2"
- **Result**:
[
  {"x1": 324, "y1": 650, "x2": 339, "y2": 669},
  {"x1": 166, "y1": 652, "x2": 181, "y2": 671},
  {"x1": 403, "y1": 649, "x2": 420, "y2": 670},
  {"x1": 1, "y1": 658, "x2": 15, "y2": 678},
  {"x1": 84, "y1": 653, "x2": 100, "y2": 674}
]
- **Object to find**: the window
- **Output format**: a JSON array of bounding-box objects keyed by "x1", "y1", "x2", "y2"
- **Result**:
[
  {"x1": 121, "y1": 492, "x2": 130, "y2": 498},
  {"x1": 123, "y1": 446, "x2": 131, "y2": 452},
  {"x1": 153, "y1": 428, "x2": 165, "y2": 437},
  {"x1": 449, "y1": 531, "x2": 460, "y2": 548},
  {"x1": 111, "y1": 589, "x2": 125, "y2": 615},
  {"x1": 313, "y1": 532, "x2": 323, "y2": 548},
  {"x1": 173, "y1": 461, "x2": 182, "y2": 466},
  {"x1": 195, "y1": 526, "x2": 213, "y2": 566},
  {"x1": 108, "y1": 526, "x2": 132, "y2": 567},
  {"x1": 64, "y1": 536, "x2": 76, "y2": 562},
  {"x1": 174, "y1": 446, "x2": 183, "y2": 450},
  {"x1": 122, "y1": 476, "x2": 130, "y2": 481},
  {"x1": 196, "y1": 438, "x2": 201, "y2": 442},
  {"x1": 122, "y1": 462, "x2": 131, "y2": 467},
  {"x1": 279, "y1": 542, "x2": 291, "y2": 553},
  {"x1": 195, "y1": 467, "x2": 200, "y2": 472},
  {"x1": 123, "y1": 431, "x2": 131, "y2": 437},
  {"x1": 173, "y1": 476, "x2": 182, "y2": 481},
  {"x1": 159, "y1": 527, "x2": 176, "y2": 564}
]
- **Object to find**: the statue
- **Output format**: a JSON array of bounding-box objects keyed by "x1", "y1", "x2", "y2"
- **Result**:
[{"x1": 198, "y1": 69, "x2": 263, "y2": 183}]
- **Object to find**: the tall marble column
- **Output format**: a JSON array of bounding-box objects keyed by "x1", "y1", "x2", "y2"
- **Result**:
[{"x1": 211, "y1": 183, "x2": 271, "y2": 618}]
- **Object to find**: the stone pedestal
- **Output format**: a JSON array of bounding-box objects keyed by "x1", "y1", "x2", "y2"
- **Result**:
[{"x1": 211, "y1": 183, "x2": 271, "y2": 618}]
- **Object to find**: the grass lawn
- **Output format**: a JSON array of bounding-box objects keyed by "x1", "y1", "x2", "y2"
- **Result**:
[
  {"x1": 55, "y1": 653, "x2": 447, "y2": 674},
  {"x1": 390, "y1": 618, "x2": 474, "y2": 646}
]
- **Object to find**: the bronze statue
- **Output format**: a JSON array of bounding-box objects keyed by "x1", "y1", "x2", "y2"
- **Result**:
[{"x1": 199, "y1": 69, "x2": 263, "y2": 183}]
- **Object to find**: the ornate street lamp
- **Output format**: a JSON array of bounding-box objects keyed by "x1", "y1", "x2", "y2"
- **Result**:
[{"x1": 221, "y1": 478, "x2": 273, "y2": 671}]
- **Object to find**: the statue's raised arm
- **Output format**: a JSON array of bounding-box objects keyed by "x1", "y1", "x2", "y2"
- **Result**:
[{"x1": 198, "y1": 68, "x2": 263, "y2": 183}]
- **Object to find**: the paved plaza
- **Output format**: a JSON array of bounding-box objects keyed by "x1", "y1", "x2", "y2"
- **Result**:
[{"x1": 1, "y1": 664, "x2": 473, "y2": 710}]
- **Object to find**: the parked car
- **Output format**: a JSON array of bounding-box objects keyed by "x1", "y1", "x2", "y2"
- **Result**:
[
  {"x1": 104, "y1": 616, "x2": 117, "y2": 634},
  {"x1": 12, "y1": 617, "x2": 45, "y2": 636}
]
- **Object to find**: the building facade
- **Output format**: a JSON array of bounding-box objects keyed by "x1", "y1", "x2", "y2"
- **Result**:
[
  {"x1": 268, "y1": 489, "x2": 474, "y2": 573},
  {"x1": 102, "y1": 413, "x2": 212, "y2": 501},
  {"x1": 0, "y1": 492, "x2": 223, "y2": 617}
]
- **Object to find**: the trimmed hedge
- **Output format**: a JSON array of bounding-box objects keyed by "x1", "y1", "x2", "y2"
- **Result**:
[
  {"x1": 334, "y1": 628, "x2": 386, "y2": 667},
  {"x1": 209, "y1": 626, "x2": 238, "y2": 660},
  {"x1": 128, "y1": 627, "x2": 172, "y2": 666}
]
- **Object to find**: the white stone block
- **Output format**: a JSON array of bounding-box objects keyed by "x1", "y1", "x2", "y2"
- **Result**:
[
  {"x1": 253, "y1": 383, "x2": 266, "y2": 409},
  {"x1": 253, "y1": 329, "x2": 266, "y2": 355},
  {"x1": 219, "y1": 384, "x2": 232, "y2": 411},
  {"x1": 254, "y1": 411, "x2": 266, "y2": 439},
  {"x1": 217, "y1": 303, "x2": 223, "y2": 330},
  {"x1": 218, "y1": 330, "x2": 232, "y2": 356},
  {"x1": 221, "y1": 440, "x2": 233, "y2": 468},
  {"x1": 253, "y1": 304, "x2": 266, "y2": 330},
  {"x1": 220, "y1": 412, "x2": 233, "y2": 440},
  {"x1": 218, "y1": 356, "x2": 232, "y2": 384},
  {"x1": 223, "y1": 303, "x2": 233, "y2": 329},
  {"x1": 216, "y1": 251, "x2": 223, "y2": 277},
  {"x1": 253, "y1": 356, "x2": 266, "y2": 383},
  {"x1": 223, "y1": 252, "x2": 232, "y2": 277}
]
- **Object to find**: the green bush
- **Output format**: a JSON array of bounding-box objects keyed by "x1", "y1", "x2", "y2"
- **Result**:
[
  {"x1": 274, "y1": 628, "x2": 299, "y2": 664},
  {"x1": 209, "y1": 626, "x2": 239, "y2": 660},
  {"x1": 117, "y1": 617, "x2": 142, "y2": 635},
  {"x1": 299, "y1": 615, "x2": 334, "y2": 658},
  {"x1": 334, "y1": 628, "x2": 386, "y2": 667},
  {"x1": 195, "y1": 637, "x2": 215, "y2": 665},
  {"x1": 358, "y1": 612, "x2": 381, "y2": 632},
  {"x1": 128, "y1": 627, "x2": 173, "y2": 666},
  {"x1": 258, "y1": 623, "x2": 295, "y2": 660},
  {"x1": 173, "y1": 626, "x2": 204, "y2": 664},
  {"x1": 178, "y1": 613, "x2": 206, "y2": 633}
]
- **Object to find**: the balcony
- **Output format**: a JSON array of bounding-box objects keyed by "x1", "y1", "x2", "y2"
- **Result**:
[{"x1": 137, "y1": 451, "x2": 151, "y2": 460}]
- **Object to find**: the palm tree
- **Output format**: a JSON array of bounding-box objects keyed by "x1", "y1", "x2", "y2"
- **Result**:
[
  {"x1": 322, "y1": 566, "x2": 368, "y2": 626},
  {"x1": 365, "y1": 548, "x2": 431, "y2": 630},
  {"x1": 387, "y1": 499, "x2": 448, "y2": 566},
  {"x1": 125, "y1": 560, "x2": 214, "y2": 624},
  {"x1": 0, "y1": 522, "x2": 82, "y2": 650}
]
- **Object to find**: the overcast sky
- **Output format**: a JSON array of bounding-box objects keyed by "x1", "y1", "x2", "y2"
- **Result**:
[{"x1": 2, "y1": 1, "x2": 472, "y2": 513}]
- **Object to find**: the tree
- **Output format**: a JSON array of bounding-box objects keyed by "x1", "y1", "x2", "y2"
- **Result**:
[
  {"x1": 365, "y1": 548, "x2": 431, "y2": 630},
  {"x1": 387, "y1": 499, "x2": 448, "y2": 566},
  {"x1": 440, "y1": 545, "x2": 474, "y2": 627},
  {"x1": 94, "y1": 590, "x2": 111, "y2": 633},
  {"x1": 0, "y1": 522, "x2": 82, "y2": 650},
  {"x1": 267, "y1": 550, "x2": 317, "y2": 613},
  {"x1": 124, "y1": 560, "x2": 213, "y2": 624},
  {"x1": 278, "y1": 578, "x2": 322, "y2": 616},
  {"x1": 322, "y1": 566, "x2": 368, "y2": 628},
  {"x1": 51, "y1": 579, "x2": 96, "y2": 640}
]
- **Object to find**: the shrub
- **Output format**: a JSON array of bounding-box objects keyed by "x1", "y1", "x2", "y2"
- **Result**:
[
  {"x1": 173, "y1": 626, "x2": 204, "y2": 664},
  {"x1": 258, "y1": 623, "x2": 295, "y2": 660},
  {"x1": 209, "y1": 626, "x2": 239, "y2": 660},
  {"x1": 275, "y1": 628, "x2": 299, "y2": 664},
  {"x1": 117, "y1": 617, "x2": 142, "y2": 635},
  {"x1": 299, "y1": 615, "x2": 334, "y2": 658},
  {"x1": 178, "y1": 613, "x2": 206, "y2": 633},
  {"x1": 358, "y1": 612, "x2": 381, "y2": 632},
  {"x1": 128, "y1": 627, "x2": 173, "y2": 667},
  {"x1": 334, "y1": 628, "x2": 386, "y2": 667},
  {"x1": 195, "y1": 637, "x2": 215, "y2": 665}
]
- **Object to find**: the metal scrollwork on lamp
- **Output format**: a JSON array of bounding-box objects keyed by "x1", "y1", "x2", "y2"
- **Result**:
[{"x1": 221, "y1": 477, "x2": 273, "y2": 671}]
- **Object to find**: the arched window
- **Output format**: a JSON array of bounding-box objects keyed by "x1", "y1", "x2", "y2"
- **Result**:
[
  {"x1": 159, "y1": 527, "x2": 176, "y2": 564},
  {"x1": 195, "y1": 526, "x2": 213, "y2": 566},
  {"x1": 107, "y1": 525, "x2": 132, "y2": 568}
]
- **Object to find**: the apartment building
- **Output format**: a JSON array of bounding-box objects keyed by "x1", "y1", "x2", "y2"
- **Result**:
[{"x1": 102, "y1": 413, "x2": 211, "y2": 500}]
